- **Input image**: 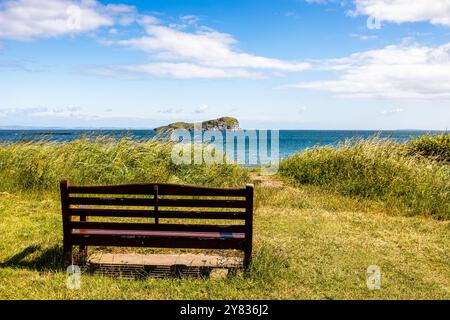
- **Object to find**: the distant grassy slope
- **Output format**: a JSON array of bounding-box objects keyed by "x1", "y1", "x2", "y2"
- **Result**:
[{"x1": 279, "y1": 138, "x2": 450, "y2": 219}]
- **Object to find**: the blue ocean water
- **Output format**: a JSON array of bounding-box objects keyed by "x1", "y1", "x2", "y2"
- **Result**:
[{"x1": 0, "y1": 129, "x2": 443, "y2": 161}]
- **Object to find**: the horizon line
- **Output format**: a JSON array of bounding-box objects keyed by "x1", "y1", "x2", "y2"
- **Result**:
[{"x1": 0, "y1": 126, "x2": 447, "y2": 132}]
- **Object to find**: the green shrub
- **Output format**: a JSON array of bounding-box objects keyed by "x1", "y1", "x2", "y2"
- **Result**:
[
  {"x1": 0, "y1": 137, "x2": 248, "y2": 192},
  {"x1": 279, "y1": 139, "x2": 450, "y2": 219},
  {"x1": 407, "y1": 133, "x2": 450, "y2": 162}
]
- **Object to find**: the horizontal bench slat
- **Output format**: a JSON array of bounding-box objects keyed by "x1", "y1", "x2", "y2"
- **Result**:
[
  {"x1": 69, "y1": 221, "x2": 246, "y2": 233},
  {"x1": 68, "y1": 208, "x2": 151, "y2": 218},
  {"x1": 68, "y1": 197, "x2": 154, "y2": 206},
  {"x1": 71, "y1": 235, "x2": 245, "y2": 250},
  {"x1": 158, "y1": 199, "x2": 247, "y2": 208},
  {"x1": 159, "y1": 211, "x2": 246, "y2": 220},
  {"x1": 68, "y1": 208, "x2": 246, "y2": 220},
  {"x1": 68, "y1": 197, "x2": 247, "y2": 208},
  {"x1": 68, "y1": 184, "x2": 246, "y2": 197}
]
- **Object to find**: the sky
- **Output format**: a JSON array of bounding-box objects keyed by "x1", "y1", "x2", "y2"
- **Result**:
[{"x1": 0, "y1": 0, "x2": 449, "y2": 130}]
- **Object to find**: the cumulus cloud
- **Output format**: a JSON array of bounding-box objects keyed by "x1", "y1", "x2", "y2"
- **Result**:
[
  {"x1": 349, "y1": 0, "x2": 450, "y2": 27},
  {"x1": 283, "y1": 42, "x2": 450, "y2": 100},
  {"x1": 305, "y1": 0, "x2": 450, "y2": 27},
  {"x1": 104, "y1": 23, "x2": 309, "y2": 79},
  {"x1": 117, "y1": 25, "x2": 310, "y2": 72},
  {"x1": 0, "y1": 1, "x2": 308, "y2": 79},
  {"x1": 0, "y1": 0, "x2": 111, "y2": 40},
  {"x1": 0, "y1": 0, "x2": 144, "y2": 40},
  {"x1": 120, "y1": 62, "x2": 264, "y2": 79}
]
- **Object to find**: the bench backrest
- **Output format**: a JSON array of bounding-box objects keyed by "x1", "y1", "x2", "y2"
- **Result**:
[{"x1": 60, "y1": 180, "x2": 253, "y2": 238}]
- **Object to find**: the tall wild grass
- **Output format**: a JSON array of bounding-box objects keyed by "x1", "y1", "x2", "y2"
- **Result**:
[
  {"x1": 279, "y1": 138, "x2": 450, "y2": 219},
  {"x1": 407, "y1": 133, "x2": 450, "y2": 163},
  {"x1": 0, "y1": 137, "x2": 248, "y2": 193}
]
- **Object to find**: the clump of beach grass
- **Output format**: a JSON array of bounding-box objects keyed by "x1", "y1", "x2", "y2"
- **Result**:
[
  {"x1": 0, "y1": 137, "x2": 248, "y2": 193},
  {"x1": 407, "y1": 133, "x2": 450, "y2": 163},
  {"x1": 279, "y1": 138, "x2": 450, "y2": 219}
]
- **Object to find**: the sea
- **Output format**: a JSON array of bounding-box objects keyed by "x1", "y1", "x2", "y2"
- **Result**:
[{"x1": 0, "y1": 129, "x2": 444, "y2": 163}]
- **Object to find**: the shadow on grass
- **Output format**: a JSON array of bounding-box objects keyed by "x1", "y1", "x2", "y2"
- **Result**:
[
  {"x1": 1, "y1": 243, "x2": 291, "y2": 282},
  {"x1": 0, "y1": 245, "x2": 65, "y2": 271}
]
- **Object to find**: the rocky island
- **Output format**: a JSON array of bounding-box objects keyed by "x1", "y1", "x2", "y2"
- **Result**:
[{"x1": 154, "y1": 116, "x2": 240, "y2": 133}]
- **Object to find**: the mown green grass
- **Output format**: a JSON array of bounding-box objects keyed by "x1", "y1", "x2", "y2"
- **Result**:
[
  {"x1": 0, "y1": 138, "x2": 449, "y2": 299},
  {"x1": 279, "y1": 138, "x2": 450, "y2": 219},
  {"x1": 0, "y1": 187, "x2": 448, "y2": 299}
]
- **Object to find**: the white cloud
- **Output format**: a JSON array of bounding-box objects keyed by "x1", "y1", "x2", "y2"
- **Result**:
[
  {"x1": 0, "y1": 106, "x2": 102, "y2": 120},
  {"x1": 0, "y1": 0, "x2": 112, "y2": 40},
  {"x1": 108, "y1": 28, "x2": 119, "y2": 35},
  {"x1": 194, "y1": 104, "x2": 209, "y2": 114},
  {"x1": 118, "y1": 25, "x2": 310, "y2": 72},
  {"x1": 106, "y1": 3, "x2": 139, "y2": 26},
  {"x1": 119, "y1": 63, "x2": 264, "y2": 79},
  {"x1": 138, "y1": 15, "x2": 159, "y2": 26},
  {"x1": 0, "y1": 107, "x2": 48, "y2": 116},
  {"x1": 104, "y1": 3, "x2": 135, "y2": 15},
  {"x1": 168, "y1": 15, "x2": 201, "y2": 30},
  {"x1": 0, "y1": 2, "x2": 308, "y2": 79},
  {"x1": 0, "y1": 0, "x2": 145, "y2": 40},
  {"x1": 350, "y1": 0, "x2": 450, "y2": 27},
  {"x1": 381, "y1": 108, "x2": 404, "y2": 116},
  {"x1": 180, "y1": 15, "x2": 200, "y2": 26},
  {"x1": 306, "y1": 0, "x2": 450, "y2": 27},
  {"x1": 283, "y1": 42, "x2": 450, "y2": 100},
  {"x1": 298, "y1": 106, "x2": 308, "y2": 114},
  {"x1": 158, "y1": 108, "x2": 183, "y2": 114},
  {"x1": 104, "y1": 23, "x2": 310, "y2": 79},
  {"x1": 349, "y1": 33, "x2": 378, "y2": 40}
]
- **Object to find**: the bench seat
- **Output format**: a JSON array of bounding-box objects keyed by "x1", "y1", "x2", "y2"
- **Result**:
[{"x1": 72, "y1": 229, "x2": 245, "y2": 239}]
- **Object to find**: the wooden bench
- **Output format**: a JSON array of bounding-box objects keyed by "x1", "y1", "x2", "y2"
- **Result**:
[{"x1": 60, "y1": 180, "x2": 254, "y2": 270}]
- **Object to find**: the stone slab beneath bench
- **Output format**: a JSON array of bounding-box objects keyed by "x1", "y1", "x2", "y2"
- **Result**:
[{"x1": 86, "y1": 252, "x2": 243, "y2": 278}]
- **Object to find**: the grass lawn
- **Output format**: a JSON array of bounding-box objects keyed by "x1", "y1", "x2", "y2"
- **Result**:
[{"x1": 1, "y1": 179, "x2": 448, "y2": 300}]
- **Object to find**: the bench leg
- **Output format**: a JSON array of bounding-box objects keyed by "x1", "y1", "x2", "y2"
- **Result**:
[
  {"x1": 243, "y1": 246, "x2": 252, "y2": 271},
  {"x1": 79, "y1": 245, "x2": 88, "y2": 264},
  {"x1": 63, "y1": 242, "x2": 73, "y2": 266}
]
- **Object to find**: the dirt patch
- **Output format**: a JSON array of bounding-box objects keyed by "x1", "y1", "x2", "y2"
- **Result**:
[{"x1": 249, "y1": 173, "x2": 284, "y2": 188}]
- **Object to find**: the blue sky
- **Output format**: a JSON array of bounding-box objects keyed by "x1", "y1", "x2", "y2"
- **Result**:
[{"x1": 0, "y1": 0, "x2": 449, "y2": 129}]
